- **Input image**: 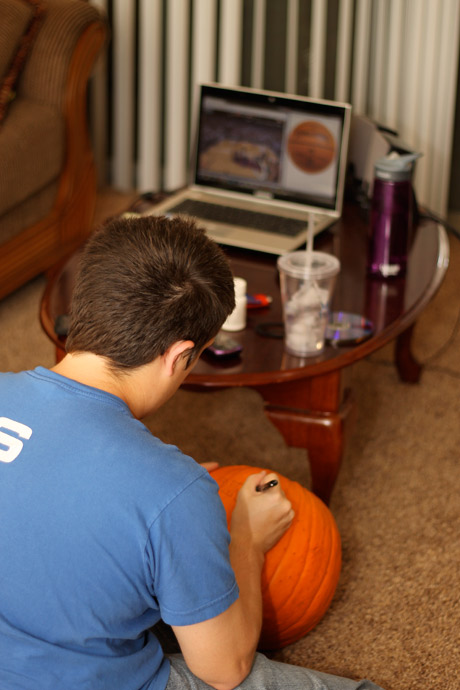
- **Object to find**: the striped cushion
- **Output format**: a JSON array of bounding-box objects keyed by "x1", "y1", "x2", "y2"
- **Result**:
[
  {"x1": 0, "y1": 98, "x2": 63, "y2": 218},
  {"x1": 19, "y1": 0, "x2": 98, "y2": 109},
  {"x1": 0, "y1": 181, "x2": 58, "y2": 245},
  {"x1": 0, "y1": 0, "x2": 102, "y2": 242},
  {"x1": 0, "y1": 0, "x2": 45, "y2": 123},
  {"x1": 0, "y1": 1, "x2": 32, "y2": 81}
]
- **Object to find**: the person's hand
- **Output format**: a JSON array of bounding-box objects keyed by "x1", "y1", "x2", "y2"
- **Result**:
[
  {"x1": 230, "y1": 471, "x2": 294, "y2": 554},
  {"x1": 199, "y1": 461, "x2": 220, "y2": 472}
]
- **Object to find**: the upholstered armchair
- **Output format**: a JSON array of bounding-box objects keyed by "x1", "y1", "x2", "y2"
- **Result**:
[{"x1": 0, "y1": 0, "x2": 106, "y2": 300}]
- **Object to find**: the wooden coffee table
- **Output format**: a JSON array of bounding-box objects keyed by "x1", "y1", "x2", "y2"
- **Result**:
[{"x1": 40, "y1": 201, "x2": 449, "y2": 504}]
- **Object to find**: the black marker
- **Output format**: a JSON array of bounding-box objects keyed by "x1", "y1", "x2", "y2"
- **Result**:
[{"x1": 256, "y1": 479, "x2": 279, "y2": 492}]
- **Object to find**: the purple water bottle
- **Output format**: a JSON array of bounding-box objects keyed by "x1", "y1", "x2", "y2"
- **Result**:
[{"x1": 368, "y1": 154, "x2": 420, "y2": 278}]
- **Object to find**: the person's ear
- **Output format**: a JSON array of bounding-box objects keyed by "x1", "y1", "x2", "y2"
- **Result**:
[{"x1": 163, "y1": 340, "x2": 195, "y2": 376}]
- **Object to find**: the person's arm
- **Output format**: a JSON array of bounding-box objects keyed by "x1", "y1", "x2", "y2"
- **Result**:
[{"x1": 172, "y1": 471, "x2": 294, "y2": 690}]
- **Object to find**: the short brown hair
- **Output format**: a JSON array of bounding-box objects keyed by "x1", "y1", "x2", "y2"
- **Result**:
[{"x1": 66, "y1": 215, "x2": 235, "y2": 370}]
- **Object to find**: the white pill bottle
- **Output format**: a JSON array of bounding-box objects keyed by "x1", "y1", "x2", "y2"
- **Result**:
[{"x1": 221, "y1": 277, "x2": 247, "y2": 332}]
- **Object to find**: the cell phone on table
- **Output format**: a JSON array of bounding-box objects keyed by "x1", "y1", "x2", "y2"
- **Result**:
[{"x1": 206, "y1": 332, "x2": 243, "y2": 358}]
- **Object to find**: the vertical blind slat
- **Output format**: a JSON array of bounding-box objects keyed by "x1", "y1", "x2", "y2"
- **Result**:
[
  {"x1": 251, "y1": 0, "x2": 266, "y2": 89},
  {"x1": 310, "y1": 0, "x2": 327, "y2": 98},
  {"x1": 398, "y1": 0, "x2": 424, "y2": 146},
  {"x1": 164, "y1": 0, "x2": 190, "y2": 191},
  {"x1": 112, "y1": 0, "x2": 135, "y2": 188},
  {"x1": 351, "y1": 0, "x2": 372, "y2": 114},
  {"x1": 334, "y1": 0, "x2": 353, "y2": 102},
  {"x1": 219, "y1": 0, "x2": 243, "y2": 85},
  {"x1": 414, "y1": 0, "x2": 442, "y2": 204},
  {"x1": 89, "y1": 0, "x2": 108, "y2": 186},
  {"x1": 192, "y1": 0, "x2": 217, "y2": 84},
  {"x1": 384, "y1": 0, "x2": 405, "y2": 131},
  {"x1": 285, "y1": 0, "x2": 299, "y2": 94},
  {"x1": 191, "y1": 0, "x2": 218, "y2": 146},
  {"x1": 430, "y1": 0, "x2": 460, "y2": 213},
  {"x1": 138, "y1": 0, "x2": 163, "y2": 192},
  {"x1": 368, "y1": 0, "x2": 388, "y2": 122}
]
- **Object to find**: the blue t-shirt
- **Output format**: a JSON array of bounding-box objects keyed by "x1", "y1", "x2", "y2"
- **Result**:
[{"x1": 0, "y1": 367, "x2": 238, "y2": 690}]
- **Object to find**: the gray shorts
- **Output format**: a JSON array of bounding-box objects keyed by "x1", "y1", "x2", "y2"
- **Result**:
[{"x1": 165, "y1": 652, "x2": 385, "y2": 690}]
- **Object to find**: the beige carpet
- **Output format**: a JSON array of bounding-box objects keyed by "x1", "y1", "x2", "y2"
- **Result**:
[{"x1": 1, "y1": 191, "x2": 459, "y2": 690}]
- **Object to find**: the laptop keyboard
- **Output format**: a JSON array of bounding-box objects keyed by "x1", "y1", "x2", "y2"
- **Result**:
[{"x1": 167, "y1": 199, "x2": 308, "y2": 237}]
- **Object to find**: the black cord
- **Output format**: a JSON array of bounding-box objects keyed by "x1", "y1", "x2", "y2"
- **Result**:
[
  {"x1": 368, "y1": 298, "x2": 460, "y2": 379},
  {"x1": 419, "y1": 207, "x2": 460, "y2": 241},
  {"x1": 368, "y1": 296, "x2": 460, "y2": 372},
  {"x1": 424, "y1": 365, "x2": 460, "y2": 380},
  {"x1": 413, "y1": 206, "x2": 460, "y2": 369},
  {"x1": 365, "y1": 356, "x2": 460, "y2": 381}
]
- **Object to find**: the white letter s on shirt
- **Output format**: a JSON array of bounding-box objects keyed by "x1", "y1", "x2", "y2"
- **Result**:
[{"x1": 0, "y1": 417, "x2": 33, "y2": 463}]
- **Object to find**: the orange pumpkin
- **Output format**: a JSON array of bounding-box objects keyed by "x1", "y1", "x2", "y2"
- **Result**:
[{"x1": 211, "y1": 465, "x2": 342, "y2": 650}]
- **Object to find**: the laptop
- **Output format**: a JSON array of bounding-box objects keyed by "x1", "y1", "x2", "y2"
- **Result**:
[{"x1": 149, "y1": 83, "x2": 352, "y2": 255}]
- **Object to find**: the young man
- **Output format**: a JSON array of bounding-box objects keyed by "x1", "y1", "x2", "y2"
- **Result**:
[{"x1": 0, "y1": 215, "x2": 385, "y2": 690}]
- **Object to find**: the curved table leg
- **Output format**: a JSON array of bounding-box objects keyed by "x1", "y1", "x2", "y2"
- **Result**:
[
  {"x1": 395, "y1": 324, "x2": 422, "y2": 383},
  {"x1": 254, "y1": 374, "x2": 355, "y2": 505}
]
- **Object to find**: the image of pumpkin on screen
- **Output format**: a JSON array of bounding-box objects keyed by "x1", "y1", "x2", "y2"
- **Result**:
[{"x1": 287, "y1": 120, "x2": 336, "y2": 174}]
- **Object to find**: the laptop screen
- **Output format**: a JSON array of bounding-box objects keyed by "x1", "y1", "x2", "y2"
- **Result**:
[{"x1": 194, "y1": 84, "x2": 351, "y2": 215}]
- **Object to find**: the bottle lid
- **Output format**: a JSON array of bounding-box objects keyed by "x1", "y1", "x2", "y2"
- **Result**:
[{"x1": 374, "y1": 153, "x2": 421, "y2": 181}]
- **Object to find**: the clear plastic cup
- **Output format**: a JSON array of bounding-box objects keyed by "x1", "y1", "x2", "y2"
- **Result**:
[{"x1": 277, "y1": 251, "x2": 340, "y2": 356}]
